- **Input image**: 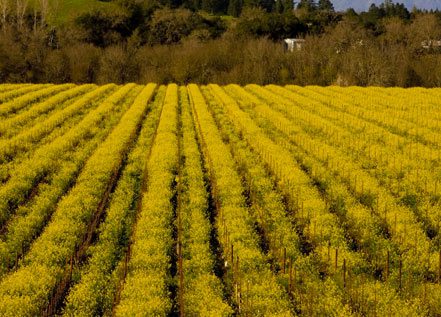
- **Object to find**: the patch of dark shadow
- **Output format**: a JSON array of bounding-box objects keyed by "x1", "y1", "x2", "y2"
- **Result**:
[
  {"x1": 237, "y1": 170, "x2": 271, "y2": 258},
  {"x1": 25, "y1": 172, "x2": 51, "y2": 204},
  {"x1": 329, "y1": 196, "x2": 347, "y2": 217},
  {"x1": 205, "y1": 177, "x2": 227, "y2": 281},
  {"x1": 253, "y1": 219, "x2": 270, "y2": 255},
  {"x1": 426, "y1": 225, "x2": 438, "y2": 240},
  {"x1": 358, "y1": 192, "x2": 376, "y2": 210},
  {"x1": 377, "y1": 220, "x2": 391, "y2": 239},
  {"x1": 237, "y1": 165, "x2": 251, "y2": 206},
  {"x1": 400, "y1": 193, "x2": 420, "y2": 212},
  {"x1": 1, "y1": 151, "x2": 15, "y2": 164},
  {"x1": 345, "y1": 231, "x2": 360, "y2": 252},
  {"x1": 300, "y1": 238, "x2": 315, "y2": 255},
  {"x1": 299, "y1": 159, "x2": 312, "y2": 173},
  {"x1": 170, "y1": 177, "x2": 179, "y2": 250},
  {"x1": 0, "y1": 173, "x2": 10, "y2": 185},
  {"x1": 268, "y1": 256, "x2": 280, "y2": 273},
  {"x1": 312, "y1": 178, "x2": 329, "y2": 195},
  {"x1": 237, "y1": 129, "x2": 245, "y2": 141},
  {"x1": 373, "y1": 267, "x2": 384, "y2": 280},
  {"x1": 396, "y1": 171, "x2": 406, "y2": 180},
  {"x1": 424, "y1": 270, "x2": 438, "y2": 283},
  {"x1": 220, "y1": 132, "x2": 230, "y2": 144},
  {"x1": 279, "y1": 195, "x2": 314, "y2": 256},
  {"x1": 171, "y1": 94, "x2": 182, "y2": 317},
  {"x1": 191, "y1": 94, "x2": 228, "y2": 285}
]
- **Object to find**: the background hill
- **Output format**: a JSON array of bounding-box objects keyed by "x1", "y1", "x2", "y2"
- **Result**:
[{"x1": 333, "y1": 0, "x2": 441, "y2": 11}]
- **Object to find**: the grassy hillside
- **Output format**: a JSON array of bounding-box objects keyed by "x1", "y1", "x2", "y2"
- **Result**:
[{"x1": 30, "y1": 0, "x2": 119, "y2": 25}]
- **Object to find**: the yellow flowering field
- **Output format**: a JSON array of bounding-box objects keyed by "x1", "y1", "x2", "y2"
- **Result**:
[{"x1": 0, "y1": 83, "x2": 440, "y2": 316}]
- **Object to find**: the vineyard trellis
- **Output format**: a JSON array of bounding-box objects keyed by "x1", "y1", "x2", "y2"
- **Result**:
[{"x1": 0, "y1": 83, "x2": 440, "y2": 316}]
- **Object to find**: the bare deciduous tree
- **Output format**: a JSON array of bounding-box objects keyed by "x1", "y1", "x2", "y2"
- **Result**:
[
  {"x1": 16, "y1": 0, "x2": 28, "y2": 30},
  {"x1": 39, "y1": 0, "x2": 48, "y2": 27},
  {"x1": 0, "y1": 0, "x2": 9, "y2": 28}
]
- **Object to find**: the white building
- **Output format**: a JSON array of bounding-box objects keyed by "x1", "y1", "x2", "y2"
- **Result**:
[
  {"x1": 284, "y1": 38, "x2": 306, "y2": 52},
  {"x1": 421, "y1": 40, "x2": 441, "y2": 49}
]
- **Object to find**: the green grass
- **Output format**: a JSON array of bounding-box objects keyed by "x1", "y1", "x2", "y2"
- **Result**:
[
  {"x1": 29, "y1": 0, "x2": 119, "y2": 25},
  {"x1": 28, "y1": 0, "x2": 234, "y2": 26}
]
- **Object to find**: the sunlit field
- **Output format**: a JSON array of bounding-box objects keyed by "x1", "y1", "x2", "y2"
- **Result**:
[{"x1": 0, "y1": 83, "x2": 441, "y2": 316}]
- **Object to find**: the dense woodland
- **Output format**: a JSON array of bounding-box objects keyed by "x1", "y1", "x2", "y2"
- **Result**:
[{"x1": 0, "y1": 0, "x2": 441, "y2": 86}]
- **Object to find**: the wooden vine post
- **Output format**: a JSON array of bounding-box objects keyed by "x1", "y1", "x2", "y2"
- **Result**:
[
  {"x1": 386, "y1": 251, "x2": 390, "y2": 281},
  {"x1": 343, "y1": 259, "x2": 346, "y2": 288},
  {"x1": 283, "y1": 248, "x2": 286, "y2": 274},
  {"x1": 231, "y1": 244, "x2": 234, "y2": 270},
  {"x1": 399, "y1": 257, "x2": 403, "y2": 291},
  {"x1": 236, "y1": 255, "x2": 241, "y2": 312},
  {"x1": 288, "y1": 259, "x2": 293, "y2": 294},
  {"x1": 438, "y1": 250, "x2": 441, "y2": 284}
]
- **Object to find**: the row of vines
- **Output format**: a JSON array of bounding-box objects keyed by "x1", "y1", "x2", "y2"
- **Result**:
[{"x1": 0, "y1": 83, "x2": 440, "y2": 316}]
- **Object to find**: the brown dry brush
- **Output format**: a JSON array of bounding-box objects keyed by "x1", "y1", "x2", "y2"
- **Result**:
[{"x1": 0, "y1": 8, "x2": 441, "y2": 86}]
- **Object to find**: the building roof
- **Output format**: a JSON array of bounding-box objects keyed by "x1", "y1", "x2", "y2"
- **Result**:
[{"x1": 284, "y1": 38, "x2": 306, "y2": 44}]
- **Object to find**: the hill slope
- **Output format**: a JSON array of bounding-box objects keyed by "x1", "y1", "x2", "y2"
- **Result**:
[{"x1": 31, "y1": 0, "x2": 119, "y2": 25}]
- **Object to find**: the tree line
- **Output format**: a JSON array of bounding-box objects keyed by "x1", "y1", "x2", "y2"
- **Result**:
[
  {"x1": 141, "y1": 0, "x2": 334, "y2": 15},
  {"x1": 0, "y1": 0, "x2": 440, "y2": 86}
]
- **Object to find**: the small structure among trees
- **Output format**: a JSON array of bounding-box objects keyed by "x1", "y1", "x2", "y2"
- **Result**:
[
  {"x1": 421, "y1": 40, "x2": 441, "y2": 49},
  {"x1": 284, "y1": 38, "x2": 305, "y2": 51}
]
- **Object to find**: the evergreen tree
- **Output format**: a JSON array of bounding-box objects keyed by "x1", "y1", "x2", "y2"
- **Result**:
[
  {"x1": 383, "y1": 0, "x2": 393, "y2": 8},
  {"x1": 159, "y1": 0, "x2": 182, "y2": 8},
  {"x1": 182, "y1": 0, "x2": 202, "y2": 10},
  {"x1": 201, "y1": 0, "x2": 228, "y2": 13},
  {"x1": 278, "y1": 0, "x2": 294, "y2": 13},
  {"x1": 242, "y1": 0, "x2": 274, "y2": 11},
  {"x1": 276, "y1": 0, "x2": 283, "y2": 13},
  {"x1": 318, "y1": 0, "x2": 334, "y2": 12},
  {"x1": 297, "y1": 0, "x2": 316, "y2": 11},
  {"x1": 243, "y1": 0, "x2": 259, "y2": 7},
  {"x1": 260, "y1": 0, "x2": 275, "y2": 11},
  {"x1": 228, "y1": 0, "x2": 243, "y2": 16}
]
